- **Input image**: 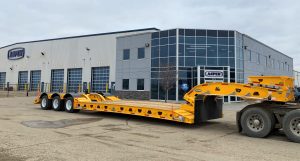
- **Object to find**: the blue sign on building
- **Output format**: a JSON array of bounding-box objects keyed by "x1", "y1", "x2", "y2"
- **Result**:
[
  {"x1": 181, "y1": 83, "x2": 189, "y2": 92},
  {"x1": 7, "y1": 48, "x2": 25, "y2": 60}
]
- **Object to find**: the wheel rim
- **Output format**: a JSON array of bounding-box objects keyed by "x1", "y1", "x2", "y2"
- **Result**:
[
  {"x1": 247, "y1": 114, "x2": 264, "y2": 132},
  {"x1": 53, "y1": 99, "x2": 59, "y2": 109},
  {"x1": 66, "y1": 100, "x2": 72, "y2": 111},
  {"x1": 42, "y1": 98, "x2": 47, "y2": 107},
  {"x1": 289, "y1": 117, "x2": 300, "y2": 136}
]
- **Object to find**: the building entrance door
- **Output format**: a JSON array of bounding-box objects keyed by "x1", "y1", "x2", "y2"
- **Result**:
[{"x1": 196, "y1": 66, "x2": 231, "y2": 102}]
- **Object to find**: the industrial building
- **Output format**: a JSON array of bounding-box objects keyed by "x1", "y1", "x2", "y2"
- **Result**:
[{"x1": 0, "y1": 28, "x2": 293, "y2": 102}]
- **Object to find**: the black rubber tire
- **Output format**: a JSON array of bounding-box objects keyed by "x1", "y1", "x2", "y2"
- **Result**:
[
  {"x1": 283, "y1": 109, "x2": 300, "y2": 143},
  {"x1": 241, "y1": 107, "x2": 275, "y2": 138},
  {"x1": 40, "y1": 95, "x2": 51, "y2": 110},
  {"x1": 52, "y1": 96, "x2": 64, "y2": 111},
  {"x1": 64, "y1": 97, "x2": 80, "y2": 113}
]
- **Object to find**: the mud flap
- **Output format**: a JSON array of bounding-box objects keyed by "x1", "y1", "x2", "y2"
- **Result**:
[
  {"x1": 194, "y1": 95, "x2": 223, "y2": 125},
  {"x1": 236, "y1": 111, "x2": 242, "y2": 132}
]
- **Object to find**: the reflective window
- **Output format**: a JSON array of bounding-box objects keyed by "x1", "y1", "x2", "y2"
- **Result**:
[
  {"x1": 152, "y1": 32, "x2": 159, "y2": 39},
  {"x1": 196, "y1": 37, "x2": 206, "y2": 44},
  {"x1": 218, "y1": 38, "x2": 228, "y2": 45},
  {"x1": 151, "y1": 72, "x2": 159, "y2": 78},
  {"x1": 207, "y1": 37, "x2": 217, "y2": 44},
  {"x1": 207, "y1": 58, "x2": 217, "y2": 66},
  {"x1": 179, "y1": 44, "x2": 184, "y2": 56},
  {"x1": 150, "y1": 29, "x2": 238, "y2": 101},
  {"x1": 160, "y1": 37, "x2": 168, "y2": 45},
  {"x1": 160, "y1": 58, "x2": 168, "y2": 67},
  {"x1": 196, "y1": 30, "x2": 206, "y2": 36},
  {"x1": 185, "y1": 44, "x2": 195, "y2": 56},
  {"x1": 185, "y1": 29, "x2": 195, "y2": 36},
  {"x1": 196, "y1": 48, "x2": 206, "y2": 57},
  {"x1": 160, "y1": 45, "x2": 168, "y2": 57},
  {"x1": 151, "y1": 46, "x2": 159, "y2": 58},
  {"x1": 196, "y1": 57, "x2": 206, "y2": 65},
  {"x1": 151, "y1": 39, "x2": 159, "y2": 46},
  {"x1": 229, "y1": 46, "x2": 235, "y2": 57},
  {"x1": 151, "y1": 79, "x2": 159, "y2": 99},
  {"x1": 218, "y1": 30, "x2": 228, "y2": 37},
  {"x1": 169, "y1": 29, "x2": 176, "y2": 36},
  {"x1": 151, "y1": 58, "x2": 159, "y2": 67},
  {"x1": 229, "y1": 31, "x2": 235, "y2": 37},
  {"x1": 138, "y1": 48, "x2": 145, "y2": 59},
  {"x1": 169, "y1": 57, "x2": 176, "y2": 66},
  {"x1": 207, "y1": 30, "x2": 217, "y2": 37},
  {"x1": 160, "y1": 31, "x2": 168, "y2": 38},
  {"x1": 207, "y1": 45, "x2": 218, "y2": 57},
  {"x1": 179, "y1": 29, "x2": 184, "y2": 36},
  {"x1": 169, "y1": 36, "x2": 176, "y2": 44},
  {"x1": 185, "y1": 36, "x2": 195, "y2": 44},
  {"x1": 179, "y1": 71, "x2": 188, "y2": 78},
  {"x1": 229, "y1": 38, "x2": 234, "y2": 45},
  {"x1": 123, "y1": 49, "x2": 130, "y2": 60},
  {"x1": 169, "y1": 44, "x2": 176, "y2": 56},
  {"x1": 179, "y1": 57, "x2": 184, "y2": 66},
  {"x1": 218, "y1": 58, "x2": 228, "y2": 66},
  {"x1": 185, "y1": 57, "x2": 195, "y2": 66},
  {"x1": 122, "y1": 79, "x2": 129, "y2": 90},
  {"x1": 137, "y1": 79, "x2": 144, "y2": 90},
  {"x1": 229, "y1": 58, "x2": 235, "y2": 67},
  {"x1": 179, "y1": 36, "x2": 184, "y2": 44},
  {"x1": 218, "y1": 46, "x2": 228, "y2": 57}
]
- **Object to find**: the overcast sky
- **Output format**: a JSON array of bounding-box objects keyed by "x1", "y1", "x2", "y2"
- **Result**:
[{"x1": 0, "y1": 0, "x2": 299, "y2": 70}]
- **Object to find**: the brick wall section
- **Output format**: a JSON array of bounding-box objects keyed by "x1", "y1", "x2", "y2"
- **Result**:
[{"x1": 114, "y1": 91, "x2": 150, "y2": 100}]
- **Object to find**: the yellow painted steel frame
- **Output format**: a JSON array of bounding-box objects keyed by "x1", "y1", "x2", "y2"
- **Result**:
[
  {"x1": 73, "y1": 99, "x2": 194, "y2": 124},
  {"x1": 182, "y1": 76, "x2": 295, "y2": 111},
  {"x1": 72, "y1": 93, "x2": 193, "y2": 124}
]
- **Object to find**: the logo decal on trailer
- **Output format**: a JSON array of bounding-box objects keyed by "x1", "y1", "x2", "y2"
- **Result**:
[{"x1": 7, "y1": 48, "x2": 25, "y2": 60}]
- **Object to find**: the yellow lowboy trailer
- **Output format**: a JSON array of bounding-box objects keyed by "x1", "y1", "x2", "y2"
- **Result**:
[{"x1": 34, "y1": 76, "x2": 300, "y2": 143}]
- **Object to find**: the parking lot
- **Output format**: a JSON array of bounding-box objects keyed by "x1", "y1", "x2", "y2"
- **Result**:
[{"x1": 0, "y1": 96, "x2": 299, "y2": 161}]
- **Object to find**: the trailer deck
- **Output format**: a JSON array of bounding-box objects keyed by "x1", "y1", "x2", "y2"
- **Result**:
[{"x1": 74, "y1": 99, "x2": 194, "y2": 124}]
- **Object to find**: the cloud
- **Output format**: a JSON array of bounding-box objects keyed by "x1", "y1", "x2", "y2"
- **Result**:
[{"x1": 0, "y1": 0, "x2": 299, "y2": 69}]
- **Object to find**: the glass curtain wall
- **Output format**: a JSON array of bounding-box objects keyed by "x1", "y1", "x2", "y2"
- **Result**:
[
  {"x1": 151, "y1": 29, "x2": 237, "y2": 101},
  {"x1": 151, "y1": 29, "x2": 177, "y2": 100}
]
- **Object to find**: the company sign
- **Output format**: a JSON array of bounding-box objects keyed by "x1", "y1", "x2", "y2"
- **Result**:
[
  {"x1": 7, "y1": 48, "x2": 25, "y2": 60},
  {"x1": 204, "y1": 70, "x2": 224, "y2": 78}
]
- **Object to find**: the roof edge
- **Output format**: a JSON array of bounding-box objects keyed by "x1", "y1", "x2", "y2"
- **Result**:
[
  {"x1": 240, "y1": 32, "x2": 293, "y2": 60},
  {"x1": 0, "y1": 28, "x2": 159, "y2": 49}
]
